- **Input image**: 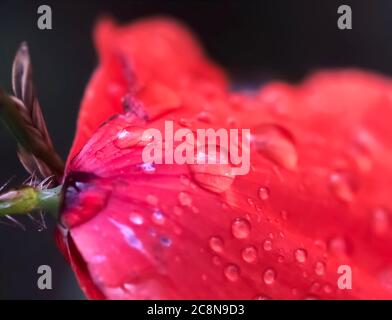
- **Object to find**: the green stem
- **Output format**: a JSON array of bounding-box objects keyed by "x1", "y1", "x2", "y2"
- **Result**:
[
  {"x1": 0, "y1": 89, "x2": 65, "y2": 179},
  {"x1": 0, "y1": 186, "x2": 62, "y2": 217}
]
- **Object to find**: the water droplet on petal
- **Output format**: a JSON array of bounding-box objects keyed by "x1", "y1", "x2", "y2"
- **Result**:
[
  {"x1": 146, "y1": 194, "x2": 158, "y2": 206},
  {"x1": 252, "y1": 124, "x2": 298, "y2": 170},
  {"x1": 263, "y1": 268, "x2": 276, "y2": 285},
  {"x1": 114, "y1": 126, "x2": 143, "y2": 149},
  {"x1": 224, "y1": 264, "x2": 240, "y2": 281},
  {"x1": 231, "y1": 218, "x2": 251, "y2": 239},
  {"x1": 329, "y1": 171, "x2": 357, "y2": 203},
  {"x1": 139, "y1": 162, "x2": 156, "y2": 174},
  {"x1": 160, "y1": 236, "x2": 172, "y2": 247},
  {"x1": 294, "y1": 248, "x2": 307, "y2": 263},
  {"x1": 348, "y1": 143, "x2": 373, "y2": 173},
  {"x1": 263, "y1": 239, "x2": 273, "y2": 251},
  {"x1": 328, "y1": 236, "x2": 350, "y2": 255},
  {"x1": 178, "y1": 192, "x2": 192, "y2": 207},
  {"x1": 212, "y1": 255, "x2": 222, "y2": 266},
  {"x1": 152, "y1": 210, "x2": 165, "y2": 225},
  {"x1": 258, "y1": 187, "x2": 270, "y2": 200},
  {"x1": 209, "y1": 236, "x2": 224, "y2": 253},
  {"x1": 190, "y1": 151, "x2": 235, "y2": 193},
  {"x1": 280, "y1": 210, "x2": 288, "y2": 220},
  {"x1": 173, "y1": 206, "x2": 183, "y2": 216},
  {"x1": 323, "y1": 283, "x2": 333, "y2": 294},
  {"x1": 242, "y1": 245, "x2": 258, "y2": 263},
  {"x1": 197, "y1": 111, "x2": 214, "y2": 124},
  {"x1": 129, "y1": 212, "x2": 144, "y2": 225},
  {"x1": 371, "y1": 207, "x2": 390, "y2": 235},
  {"x1": 379, "y1": 267, "x2": 392, "y2": 292},
  {"x1": 314, "y1": 261, "x2": 326, "y2": 276},
  {"x1": 254, "y1": 294, "x2": 271, "y2": 300}
]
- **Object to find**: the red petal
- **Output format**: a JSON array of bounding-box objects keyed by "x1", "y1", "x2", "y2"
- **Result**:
[
  {"x1": 60, "y1": 19, "x2": 392, "y2": 299},
  {"x1": 68, "y1": 18, "x2": 226, "y2": 161}
]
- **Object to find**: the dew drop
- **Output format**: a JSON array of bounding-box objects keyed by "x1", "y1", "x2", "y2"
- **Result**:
[
  {"x1": 197, "y1": 111, "x2": 214, "y2": 124},
  {"x1": 314, "y1": 261, "x2": 326, "y2": 276},
  {"x1": 178, "y1": 192, "x2": 192, "y2": 207},
  {"x1": 379, "y1": 267, "x2": 392, "y2": 292},
  {"x1": 224, "y1": 264, "x2": 240, "y2": 282},
  {"x1": 280, "y1": 210, "x2": 288, "y2": 220},
  {"x1": 212, "y1": 255, "x2": 222, "y2": 266},
  {"x1": 310, "y1": 282, "x2": 320, "y2": 292},
  {"x1": 294, "y1": 248, "x2": 307, "y2": 263},
  {"x1": 323, "y1": 283, "x2": 333, "y2": 294},
  {"x1": 146, "y1": 194, "x2": 158, "y2": 206},
  {"x1": 258, "y1": 187, "x2": 270, "y2": 200},
  {"x1": 139, "y1": 162, "x2": 156, "y2": 174},
  {"x1": 348, "y1": 143, "x2": 373, "y2": 173},
  {"x1": 209, "y1": 236, "x2": 224, "y2": 253},
  {"x1": 263, "y1": 239, "x2": 273, "y2": 251},
  {"x1": 231, "y1": 218, "x2": 251, "y2": 239},
  {"x1": 328, "y1": 236, "x2": 349, "y2": 255},
  {"x1": 371, "y1": 207, "x2": 390, "y2": 235},
  {"x1": 263, "y1": 268, "x2": 276, "y2": 285},
  {"x1": 189, "y1": 151, "x2": 235, "y2": 193},
  {"x1": 242, "y1": 245, "x2": 258, "y2": 263},
  {"x1": 114, "y1": 126, "x2": 143, "y2": 149},
  {"x1": 329, "y1": 171, "x2": 357, "y2": 203},
  {"x1": 160, "y1": 236, "x2": 172, "y2": 247},
  {"x1": 252, "y1": 124, "x2": 298, "y2": 170},
  {"x1": 152, "y1": 210, "x2": 165, "y2": 225},
  {"x1": 254, "y1": 294, "x2": 271, "y2": 300},
  {"x1": 173, "y1": 206, "x2": 183, "y2": 216},
  {"x1": 129, "y1": 212, "x2": 144, "y2": 225}
]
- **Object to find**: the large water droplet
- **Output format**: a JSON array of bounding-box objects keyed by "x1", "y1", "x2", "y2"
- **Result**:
[
  {"x1": 114, "y1": 126, "x2": 144, "y2": 149},
  {"x1": 224, "y1": 264, "x2": 240, "y2": 281},
  {"x1": 329, "y1": 171, "x2": 357, "y2": 203},
  {"x1": 294, "y1": 248, "x2": 307, "y2": 263},
  {"x1": 189, "y1": 151, "x2": 235, "y2": 194},
  {"x1": 263, "y1": 268, "x2": 276, "y2": 285},
  {"x1": 242, "y1": 245, "x2": 258, "y2": 263},
  {"x1": 209, "y1": 236, "x2": 224, "y2": 253},
  {"x1": 231, "y1": 218, "x2": 251, "y2": 239},
  {"x1": 252, "y1": 124, "x2": 298, "y2": 170}
]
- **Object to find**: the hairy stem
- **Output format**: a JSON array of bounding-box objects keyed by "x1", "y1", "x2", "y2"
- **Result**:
[{"x1": 0, "y1": 185, "x2": 62, "y2": 217}]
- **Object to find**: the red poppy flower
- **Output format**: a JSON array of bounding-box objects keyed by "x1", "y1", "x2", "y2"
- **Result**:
[{"x1": 55, "y1": 18, "x2": 392, "y2": 299}]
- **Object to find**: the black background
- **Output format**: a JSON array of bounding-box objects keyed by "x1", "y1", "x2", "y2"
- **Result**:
[{"x1": 0, "y1": 0, "x2": 391, "y2": 299}]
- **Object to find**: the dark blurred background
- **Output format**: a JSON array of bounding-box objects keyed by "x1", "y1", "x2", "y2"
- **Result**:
[{"x1": 0, "y1": 0, "x2": 391, "y2": 299}]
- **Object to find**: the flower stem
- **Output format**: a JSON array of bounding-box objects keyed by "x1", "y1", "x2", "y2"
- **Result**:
[{"x1": 0, "y1": 186, "x2": 62, "y2": 218}]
